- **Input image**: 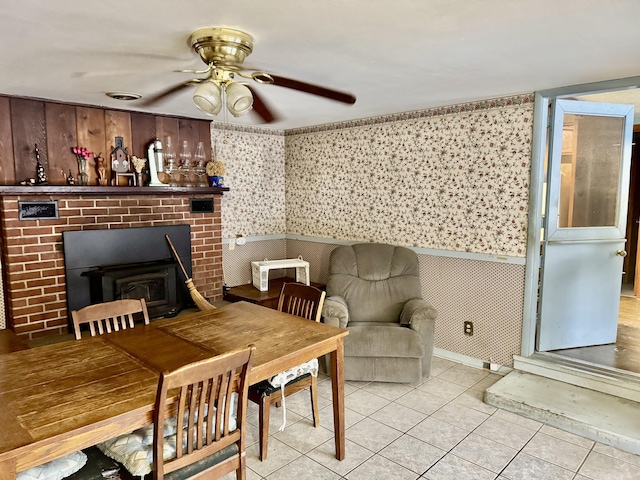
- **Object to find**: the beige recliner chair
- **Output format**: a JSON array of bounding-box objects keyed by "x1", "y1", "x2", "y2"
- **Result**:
[{"x1": 322, "y1": 243, "x2": 437, "y2": 383}]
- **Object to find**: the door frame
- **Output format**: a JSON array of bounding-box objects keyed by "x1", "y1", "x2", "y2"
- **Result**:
[{"x1": 521, "y1": 75, "x2": 640, "y2": 358}]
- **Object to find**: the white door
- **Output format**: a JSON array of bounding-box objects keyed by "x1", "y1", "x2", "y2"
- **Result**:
[{"x1": 537, "y1": 99, "x2": 634, "y2": 352}]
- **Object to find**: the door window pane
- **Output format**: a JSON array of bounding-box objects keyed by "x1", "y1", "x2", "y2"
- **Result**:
[{"x1": 558, "y1": 113, "x2": 624, "y2": 228}]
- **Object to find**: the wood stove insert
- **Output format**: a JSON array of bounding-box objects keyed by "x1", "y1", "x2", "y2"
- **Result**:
[
  {"x1": 63, "y1": 225, "x2": 192, "y2": 324},
  {"x1": 82, "y1": 259, "x2": 182, "y2": 318}
]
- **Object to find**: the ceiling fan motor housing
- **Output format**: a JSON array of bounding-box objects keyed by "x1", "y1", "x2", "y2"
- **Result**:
[{"x1": 190, "y1": 27, "x2": 253, "y2": 66}]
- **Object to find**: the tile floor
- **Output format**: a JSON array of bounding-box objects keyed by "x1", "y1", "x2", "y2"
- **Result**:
[{"x1": 225, "y1": 357, "x2": 640, "y2": 480}]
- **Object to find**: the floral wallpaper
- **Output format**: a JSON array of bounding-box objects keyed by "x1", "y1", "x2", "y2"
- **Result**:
[
  {"x1": 213, "y1": 126, "x2": 285, "y2": 239},
  {"x1": 285, "y1": 95, "x2": 534, "y2": 257},
  {"x1": 217, "y1": 94, "x2": 534, "y2": 258}
]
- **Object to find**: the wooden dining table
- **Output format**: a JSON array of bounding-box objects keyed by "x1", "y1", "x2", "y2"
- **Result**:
[{"x1": 0, "y1": 301, "x2": 348, "y2": 478}]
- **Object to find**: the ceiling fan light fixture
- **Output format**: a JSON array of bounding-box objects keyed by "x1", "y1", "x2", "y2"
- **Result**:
[
  {"x1": 193, "y1": 81, "x2": 223, "y2": 115},
  {"x1": 225, "y1": 82, "x2": 253, "y2": 117}
]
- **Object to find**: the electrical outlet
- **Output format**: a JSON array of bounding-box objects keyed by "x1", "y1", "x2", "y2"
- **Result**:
[{"x1": 463, "y1": 321, "x2": 473, "y2": 336}]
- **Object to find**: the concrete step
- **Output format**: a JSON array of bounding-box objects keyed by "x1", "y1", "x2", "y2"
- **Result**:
[
  {"x1": 514, "y1": 352, "x2": 640, "y2": 403},
  {"x1": 485, "y1": 370, "x2": 640, "y2": 455}
]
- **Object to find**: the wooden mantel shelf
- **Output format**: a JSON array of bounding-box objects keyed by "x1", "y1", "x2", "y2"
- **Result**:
[{"x1": 0, "y1": 185, "x2": 230, "y2": 196}]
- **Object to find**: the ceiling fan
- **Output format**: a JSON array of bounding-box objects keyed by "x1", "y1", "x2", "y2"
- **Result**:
[{"x1": 139, "y1": 27, "x2": 357, "y2": 123}]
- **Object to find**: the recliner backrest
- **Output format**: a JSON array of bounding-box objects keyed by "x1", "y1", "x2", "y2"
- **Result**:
[{"x1": 327, "y1": 243, "x2": 422, "y2": 323}]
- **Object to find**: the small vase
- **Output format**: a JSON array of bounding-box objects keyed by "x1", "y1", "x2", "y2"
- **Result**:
[
  {"x1": 78, "y1": 173, "x2": 89, "y2": 186},
  {"x1": 209, "y1": 176, "x2": 224, "y2": 187},
  {"x1": 77, "y1": 157, "x2": 88, "y2": 185}
]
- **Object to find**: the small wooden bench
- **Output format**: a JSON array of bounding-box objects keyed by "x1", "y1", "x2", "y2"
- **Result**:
[{"x1": 0, "y1": 329, "x2": 29, "y2": 354}]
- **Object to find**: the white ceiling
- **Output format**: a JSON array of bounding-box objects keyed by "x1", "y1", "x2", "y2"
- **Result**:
[{"x1": 2, "y1": 0, "x2": 640, "y2": 130}]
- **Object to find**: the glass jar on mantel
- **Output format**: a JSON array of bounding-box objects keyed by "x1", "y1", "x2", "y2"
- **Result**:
[
  {"x1": 193, "y1": 141, "x2": 208, "y2": 187},
  {"x1": 163, "y1": 136, "x2": 178, "y2": 186}
]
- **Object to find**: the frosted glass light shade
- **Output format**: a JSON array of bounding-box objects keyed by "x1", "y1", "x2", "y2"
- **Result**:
[
  {"x1": 193, "y1": 81, "x2": 222, "y2": 115},
  {"x1": 225, "y1": 82, "x2": 253, "y2": 117}
]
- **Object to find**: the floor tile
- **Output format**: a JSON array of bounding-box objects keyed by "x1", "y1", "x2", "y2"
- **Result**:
[
  {"x1": 437, "y1": 363, "x2": 489, "y2": 388},
  {"x1": 246, "y1": 402, "x2": 304, "y2": 432},
  {"x1": 369, "y1": 401, "x2": 427, "y2": 432},
  {"x1": 345, "y1": 453, "x2": 419, "y2": 480},
  {"x1": 431, "y1": 403, "x2": 489, "y2": 432},
  {"x1": 308, "y1": 438, "x2": 374, "y2": 477},
  {"x1": 592, "y1": 442, "x2": 640, "y2": 467},
  {"x1": 378, "y1": 434, "x2": 446, "y2": 474},
  {"x1": 345, "y1": 380, "x2": 371, "y2": 389},
  {"x1": 344, "y1": 388, "x2": 390, "y2": 416},
  {"x1": 522, "y1": 431, "x2": 589, "y2": 471},
  {"x1": 282, "y1": 388, "x2": 332, "y2": 418},
  {"x1": 317, "y1": 377, "x2": 359, "y2": 399},
  {"x1": 316, "y1": 404, "x2": 366, "y2": 432},
  {"x1": 473, "y1": 415, "x2": 537, "y2": 450},
  {"x1": 245, "y1": 420, "x2": 261, "y2": 446},
  {"x1": 579, "y1": 450, "x2": 640, "y2": 480},
  {"x1": 416, "y1": 376, "x2": 468, "y2": 401},
  {"x1": 247, "y1": 468, "x2": 263, "y2": 480},
  {"x1": 265, "y1": 455, "x2": 341, "y2": 480},
  {"x1": 246, "y1": 437, "x2": 303, "y2": 477},
  {"x1": 220, "y1": 467, "x2": 263, "y2": 480},
  {"x1": 450, "y1": 388, "x2": 498, "y2": 415},
  {"x1": 362, "y1": 381, "x2": 414, "y2": 401},
  {"x1": 471, "y1": 373, "x2": 503, "y2": 391},
  {"x1": 407, "y1": 416, "x2": 468, "y2": 451},
  {"x1": 424, "y1": 453, "x2": 496, "y2": 480},
  {"x1": 538, "y1": 424, "x2": 595, "y2": 449},
  {"x1": 451, "y1": 433, "x2": 518, "y2": 473},
  {"x1": 429, "y1": 356, "x2": 458, "y2": 377},
  {"x1": 345, "y1": 417, "x2": 403, "y2": 452},
  {"x1": 395, "y1": 388, "x2": 448, "y2": 415},
  {"x1": 501, "y1": 452, "x2": 574, "y2": 480},
  {"x1": 240, "y1": 358, "x2": 638, "y2": 480},
  {"x1": 273, "y1": 419, "x2": 334, "y2": 454},
  {"x1": 491, "y1": 408, "x2": 542, "y2": 431}
]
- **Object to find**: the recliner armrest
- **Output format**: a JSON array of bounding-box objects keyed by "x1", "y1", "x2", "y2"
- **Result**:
[
  {"x1": 322, "y1": 296, "x2": 350, "y2": 328},
  {"x1": 400, "y1": 298, "x2": 438, "y2": 333}
]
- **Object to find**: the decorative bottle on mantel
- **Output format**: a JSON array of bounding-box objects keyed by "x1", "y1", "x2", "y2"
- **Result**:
[
  {"x1": 35, "y1": 144, "x2": 48, "y2": 185},
  {"x1": 146, "y1": 139, "x2": 165, "y2": 186}
]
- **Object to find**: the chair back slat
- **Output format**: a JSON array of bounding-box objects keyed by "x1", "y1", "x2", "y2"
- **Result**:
[
  {"x1": 153, "y1": 345, "x2": 254, "y2": 480},
  {"x1": 71, "y1": 298, "x2": 150, "y2": 340},
  {"x1": 174, "y1": 385, "x2": 188, "y2": 458},
  {"x1": 206, "y1": 375, "x2": 221, "y2": 445},
  {"x1": 277, "y1": 283, "x2": 326, "y2": 322},
  {"x1": 196, "y1": 381, "x2": 207, "y2": 450}
]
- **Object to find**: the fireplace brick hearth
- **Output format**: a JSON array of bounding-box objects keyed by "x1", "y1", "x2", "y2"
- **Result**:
[{"x1": 0, "y1": 192, "x2": 223, "y2": 339}]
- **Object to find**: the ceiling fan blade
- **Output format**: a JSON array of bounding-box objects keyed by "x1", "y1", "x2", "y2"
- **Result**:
[
  {"x1": 138, "y1": 79, "x2": 202, "y2": 106},
  {"x1": 264, "y1": 74, "x2": 356, "y2": 105},
  {"x1": 247, "y1": 85, "x2": 280, "y2": 123}
]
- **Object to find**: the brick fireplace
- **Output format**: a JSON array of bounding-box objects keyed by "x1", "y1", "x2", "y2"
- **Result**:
[{"x1": 0, "y1": 190, "x2": 223, "y2": 340}]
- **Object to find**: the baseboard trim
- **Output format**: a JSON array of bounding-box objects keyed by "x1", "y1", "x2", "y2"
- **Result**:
[{"x1": 434, "y1": 348, "x2": 511, "y2": 375}]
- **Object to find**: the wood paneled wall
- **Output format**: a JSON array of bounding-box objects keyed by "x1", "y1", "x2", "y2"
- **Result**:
[{"x1": 0, "y1": 96, "x2": 212, "y2": 186}]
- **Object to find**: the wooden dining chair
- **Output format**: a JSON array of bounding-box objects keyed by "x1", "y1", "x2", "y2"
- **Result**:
[
  {"x1": 248, "y1": 282, "x2": 326, "y2": 461},
  {"x1": 96, "y1": 345, "x2": 255, "y2": 480},
  {"x1": 153, "y1": 345, "x2": 255, "y2": 480},
  {"x1": 71, "y1": 298, "x2": 150, "y2": 340}
]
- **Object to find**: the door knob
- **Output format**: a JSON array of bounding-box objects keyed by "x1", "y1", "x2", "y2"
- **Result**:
[{"x1": 616, "y1": 250, "x2": 628, "y2": 257}]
